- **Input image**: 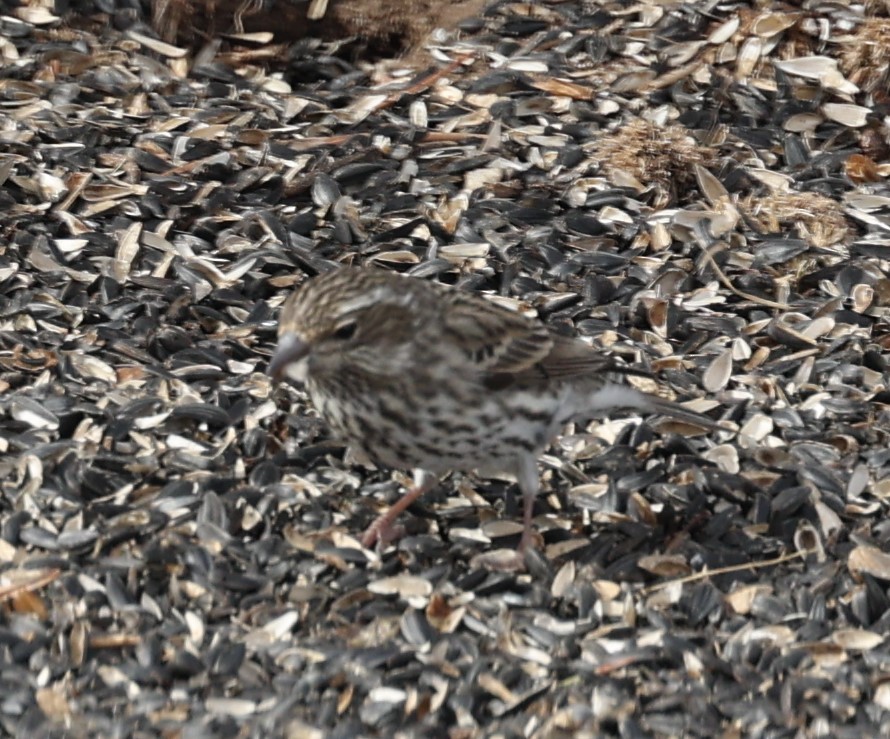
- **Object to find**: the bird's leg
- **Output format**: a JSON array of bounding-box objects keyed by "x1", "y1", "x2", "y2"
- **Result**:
[
  {"x1": 469, "y1": 456, "x2": 541, "y2": 572},
  {"x1": 362, "y1": 469, "x2": 437, "y2": 549},
  {"x1": 516, "y1": 454, "x2": 540, "y2": 552}
]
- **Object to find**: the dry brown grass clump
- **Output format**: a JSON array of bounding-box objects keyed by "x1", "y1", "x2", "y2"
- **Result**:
[
  {"x1": 739, "y1": 190, "x2": 852, "y2": 249},
  {"x1": 152, "y1": 0, "x2": 487, "y2": 56},
  {"x1": 837, "y1": 18, "x2": 890, "y2": 93},
  {"x1": 590, "y1": 119, "x2": 718, "y2": 208}
]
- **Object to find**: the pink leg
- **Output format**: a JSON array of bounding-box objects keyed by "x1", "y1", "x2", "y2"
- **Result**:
[
  {"x1": 517, "y1": 454, "x2": 540, "y2": 552},
  {"x1": 362, "y1": 469, "x2": 437, "y2": 549},
  {"x1": 519, "y1": 492, "x2": 535, "y2": 551},
  {"x1": 464, "y1": 457, "x2": 542, "y2": 572}
]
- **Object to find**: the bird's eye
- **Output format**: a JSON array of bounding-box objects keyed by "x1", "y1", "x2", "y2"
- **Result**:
[{"x1": 332, "y1": 321, "x2": 358, "y2": 341}]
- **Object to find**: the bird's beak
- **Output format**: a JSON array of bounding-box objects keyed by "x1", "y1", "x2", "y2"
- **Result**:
[{"x1": 267, "y1": 333, "x2": 310, "y2": 382}]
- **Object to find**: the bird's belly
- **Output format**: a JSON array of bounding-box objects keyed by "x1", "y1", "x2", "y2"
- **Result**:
[{"x1": 309, "y1": 381, "x2": 569, "y2": 474}]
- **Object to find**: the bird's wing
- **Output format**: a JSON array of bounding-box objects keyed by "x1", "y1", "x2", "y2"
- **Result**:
[
  {"x1": 440, "y1": 291, "x2": 622, "y2": 384},
  {"x1": 433, "y1": 283, "x2": 722, "y2": 428},
  {"x1": 532, "y1": 332, "x2": 625, "y2": 381},
  {"x1": 440, "y1": 291, "x2": 555, "y2": 374}
]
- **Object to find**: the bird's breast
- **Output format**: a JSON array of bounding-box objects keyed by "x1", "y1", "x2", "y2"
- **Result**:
[{"x1": 304, "y1": 374, "x2": 573, "y2": 474}]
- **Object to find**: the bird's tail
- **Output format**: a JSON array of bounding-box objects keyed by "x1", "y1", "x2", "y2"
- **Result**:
[{"x1": 584, "y1": 383, "x2": 727, "y2": 432}]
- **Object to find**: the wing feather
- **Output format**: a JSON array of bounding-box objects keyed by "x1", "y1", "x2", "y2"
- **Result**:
[
  {"x1": 440, "y1": 292, "x2": 554, "y2": 374},
  {"x1": 439, "y1": 290, "x2": 633, "y2": 386}
]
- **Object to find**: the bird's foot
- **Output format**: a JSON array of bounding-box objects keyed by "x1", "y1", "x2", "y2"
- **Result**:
[
  {"x1": 361, "y1": 474, "x2": 432, "y2": 550},
  {"x1": 361, "y1": 516, "x2": 406, "y2": 549}
]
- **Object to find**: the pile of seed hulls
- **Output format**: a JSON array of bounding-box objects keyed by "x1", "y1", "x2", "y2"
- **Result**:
[{"x1": 1, "y1": 0, "x2": 890, "y2": 735}]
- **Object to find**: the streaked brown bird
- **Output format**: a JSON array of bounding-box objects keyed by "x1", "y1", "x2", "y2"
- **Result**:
[{"x1": 269, "y1": 266, "x2": 719, "y2": 554}]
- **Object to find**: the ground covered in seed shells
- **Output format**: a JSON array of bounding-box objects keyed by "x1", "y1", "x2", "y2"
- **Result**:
[{"x1": 2, "y1": 0, "x2": 890, "y2": 736}]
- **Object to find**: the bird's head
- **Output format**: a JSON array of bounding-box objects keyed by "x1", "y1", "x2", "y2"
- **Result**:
[{"x1": 268, "y1": 267, "x2": 425, "y2": 384}]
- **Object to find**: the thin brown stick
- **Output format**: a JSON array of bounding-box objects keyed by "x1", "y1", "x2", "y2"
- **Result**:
[
  {"x1": 641, "y1": 548, "x2": 817, "y2": 594},
  {"x1": 696, "y1": 240, "x2": 791, "y2": 310},
  {"x1": 0, "y1": 569, "x2": 61, "y2": 600}
]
